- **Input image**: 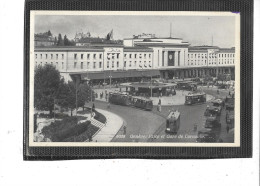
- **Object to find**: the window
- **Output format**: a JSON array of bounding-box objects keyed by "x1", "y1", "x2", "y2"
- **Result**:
[
  {"x1": 124, "y1": 54, "x2": 126, "y2": 58},
  {"x1": 100, "y1": 54, "x2": 102, "y2": 59},
  {"x1": 81, "y1": 54, "x2": 83, "y2": 59},
  {"x1": 107, "y1": 62, "x2": 109, "y2": 68},
  {"x1": 99, "y1": 62, "x2": 102, "y2": 68},
  {"x1": 46, "y1": 54, "x2": 48, "y2": 59},
  {"x1": 93, "y1": 54, "x2": 96, "y2": 59},
  {"x1": 87, "y1": 54, "x2": 90, "y2": 59},
  {"x1": 191, "y1": 54, "x2": 193, "y2": 58},
  {"x1": 51, "y1": 54, "x2": 53, "y2": 59},
  {"x1": 117, "y1": 61, "x2": 119, "y2": 68},
  {"x1": 40, "y1": 54, "x2": 42, "y2": 59},
  {"x1": 87, "y1": 62, "x2": 90, "y2": 69},
  {"x1": 124, "y1": 61, "x2": 126, "y2": 67},
  {"x1": 35, "y1": 54, "x2": 37, "y2": 59},
  {"x1": 139, "y1": 54, "x2": 142, "y2": 58},
  {"x1": 62, "y1": 54, "x2": 64, "y2": 60},
  {"x1": 56, "y1": 54, "x2": 58, "y2": 60},
  {"x1": 225, "y1": 54, "x2": 226, "y2": 57},
  {"x1": 135, "y1": 54, "x2": 137, "y2": 58},
  {"x1": 117, "y1": 54, "x2": 119, "y2": 59},
  {"x1": 93, "y1": 62, "x2": 96, "y2": 69},
  {"x1": 144, "y1": 54, "x2": 146, "y2": 59},
  {"x1": 62, "y1": 62, "x2": 64, "y2": 69},
  {"x1": 135, "y1": 61, "x2": 137, "y2": 67},
  {"x1": 129, "y1": 61, "x2": 132, "y2": 67},
  {"x1": 74, "y1": 62, "x2": 77, "y2": 68},
  {"x1": 129, "y1": 54, "x2": 132, "y2": 58},
  {"x1": 112, "y1": 61, "x2": 114, "y2": 68},
  {"x1": 81, "y1": 62, "x2": 83, "y2": 69},
  {"x1": 74, "y1": 54, "x2": 77, "y2": 60}
]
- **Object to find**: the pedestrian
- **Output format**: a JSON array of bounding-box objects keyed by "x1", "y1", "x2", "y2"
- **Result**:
[
  {"x1": 193, "y1": 124, "x2": 198, "y2": 132},
  {"x1": 159, "y1": 104, "x2": 162, "y2": 112},
  {"x1": 123, "y1": 126, "x2": 127, "y2": 135},
  {"x1": 226, "y1": 125, "x2": 230, "y2": 133},
  {"x1": 92, "y1": 103, "x2": 95, "y2": 111}
]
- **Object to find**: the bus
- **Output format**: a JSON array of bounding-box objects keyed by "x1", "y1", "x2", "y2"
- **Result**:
[
  {"x1": 165, "y1": 110, "x2": 180, "y2": 134},
  {"x1": 185, "y1": 92, "x2": 206, "y2": 105}
]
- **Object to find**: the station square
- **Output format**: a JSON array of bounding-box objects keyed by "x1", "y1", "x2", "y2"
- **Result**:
[{"x1": 34, "y1": 31, "x2": 236, "y2": 143}]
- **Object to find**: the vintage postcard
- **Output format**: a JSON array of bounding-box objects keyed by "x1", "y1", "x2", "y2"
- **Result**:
[{"x1": 29, "y1": 11, "x2": 240, "y2": 147}]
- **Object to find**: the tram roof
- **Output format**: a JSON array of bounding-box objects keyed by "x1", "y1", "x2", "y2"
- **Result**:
[{"x1": 186, "y1": 92, "x2": 206, "y2": 96}]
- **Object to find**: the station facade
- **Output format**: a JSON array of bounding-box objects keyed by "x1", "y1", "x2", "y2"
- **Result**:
[{"x1": 34, "y1": 36, "x2": 235, "y2": 82}]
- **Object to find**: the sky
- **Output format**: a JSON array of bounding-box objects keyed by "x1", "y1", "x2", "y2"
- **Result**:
[{"x1": 35, "y1": 14, "x2": 237, "y2": 48}]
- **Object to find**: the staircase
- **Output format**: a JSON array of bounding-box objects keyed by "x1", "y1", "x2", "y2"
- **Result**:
[{"x1": 90, "y1": 118, "x2": 106, "y2": 138}]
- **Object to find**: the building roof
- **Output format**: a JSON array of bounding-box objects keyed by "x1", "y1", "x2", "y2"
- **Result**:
[
  {"x1": 124, "y1": 46, "x2": 153, "y2": 52},
  {"x1": 35, "y1": 46, "x2": 105, "y2": 52}
]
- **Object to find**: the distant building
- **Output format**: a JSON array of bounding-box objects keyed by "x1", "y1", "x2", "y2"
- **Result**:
[{"x1": 34, "y1": 31, "x2": 55, "y2": 47}]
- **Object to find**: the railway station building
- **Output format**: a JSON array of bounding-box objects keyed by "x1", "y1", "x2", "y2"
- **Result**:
[{"x1": 34, "y1": 34, "x2": 236, "y2": 83}]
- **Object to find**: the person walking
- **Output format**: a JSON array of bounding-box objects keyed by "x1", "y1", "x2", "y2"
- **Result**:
[
  {"x1": 123, "y1": 125, "x2": 127, "y2": 135},
  {"x1": 226, "y1": 125, "x2": 230, "y2": 133},
  {"x1": 92, "y1": 103, "x2": 95, "y2": 111}
]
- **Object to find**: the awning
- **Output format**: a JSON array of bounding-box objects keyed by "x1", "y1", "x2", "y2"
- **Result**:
[{"x1": 71, "y1": 70, "x2": 160, "y2": 80}]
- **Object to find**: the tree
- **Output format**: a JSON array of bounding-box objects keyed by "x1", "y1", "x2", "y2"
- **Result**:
[
  {"x1": 64, "y1": 35, "x2": 69, "y2": 46},
  {"x1": 34, "y1": 64, "x2": 64, "y2": 115},
  {"x1": 57, "y1": 33, "x2": 63, "y2": 46},
  {"x1": 47, "y1": 30, "x2": 52, "y2": 36},
  {"x1": 60, "y1": 81, "x2": 95, "y2": 116}
]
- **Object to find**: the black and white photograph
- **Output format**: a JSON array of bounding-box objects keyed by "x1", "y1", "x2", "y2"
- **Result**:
[{"x1": 30, "y1": 11, "x2": 240, "y2": 146}]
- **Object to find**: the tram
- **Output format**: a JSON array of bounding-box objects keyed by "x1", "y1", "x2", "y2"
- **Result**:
[
  {"x1": 176, "y1": 81, "x2": 197, "y2": 91},
  {"x1": 165, "y1": 110, "x2": 181, "y2": 134},
  {"x1": 108, "y1": 92, "x2": 132, "y2": 106},
  {"x1": 185, "y1": 92, "x2": 206, "y2": 105},
  {"x1": 108, "y1": 92, "x2": 153, "y2": 111},
  {"x1": 131, "y1": 97, "x2": 153, "y2": 111}
]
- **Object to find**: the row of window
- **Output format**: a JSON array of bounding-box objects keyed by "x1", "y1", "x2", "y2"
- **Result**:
[
  {"x1": 187, "y1": 59, "x2": 235, "y2": 66},
  {"x1": 74, "y1": 62, "x2": 102, "y2": 69},
  {"x1": 35, "y1": 54, "x2": 65, "y2": 60},
  {"x1": 124, "y1": 53, "x2": 152, "y2": 59},
  {"x1": 188, "y1": 53, "x2": 235, "y2": 58},
  {"x1": 106, "y1": 61, "x2": 152, "y2": 68},
  {"x1": 35, "y1": 61, "x2": 65, "y2": 69},
  {"x1": 74, "y1": 53, "x2": 102, "y2": 60}
]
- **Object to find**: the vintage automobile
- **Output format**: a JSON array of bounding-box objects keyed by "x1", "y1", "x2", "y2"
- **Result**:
[
  {"x1": 166, "y1": 88, "x2": 176, "y2": 96},
  {"x1": 204, "y1": 106, "x2": 221, "y2": 117},
  {"x1": 225, "y1": 96, "x2": 235, "y2": 110},
  {"x1": 211, "y1": 98, "x2": 225, "y2": 112},
  {"x1": 185, "y1": 92, "x2": 206, "y2": 105},
  {"x1": 196, "y1": 128, "x2": 218, "y2": 143},
  {"x1": 131, "y1": 97, "x2": 153, "y2": 111},
  {"x1": 204, "y1": 116, "x2": 221, "y2": 128},
  {"x1": 165, "y1": 110, "x2": 181, "y2": 134},
  {"x1": 226, "y1": 110, "x2": 234, "y2": 128}
]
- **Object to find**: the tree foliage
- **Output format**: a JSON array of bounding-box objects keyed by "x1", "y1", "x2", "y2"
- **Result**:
[{"x1": 34, "y1": 64, "x2": 64, "y2": 114}]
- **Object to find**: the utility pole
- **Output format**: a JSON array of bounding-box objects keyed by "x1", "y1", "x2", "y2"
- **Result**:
[
  {"x1": 170, "y1": 22, "x2": 172, "y2": 38},
  {"x1": 150, "y1": 75, "x2": 153, "y2": 97}
]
